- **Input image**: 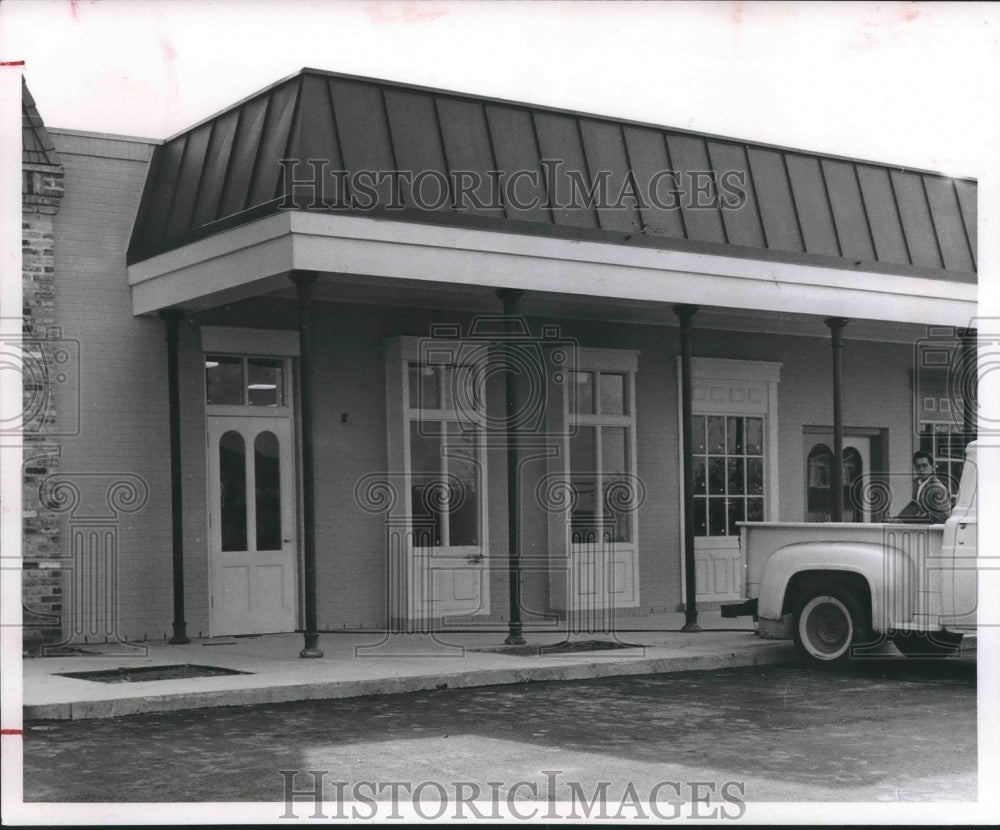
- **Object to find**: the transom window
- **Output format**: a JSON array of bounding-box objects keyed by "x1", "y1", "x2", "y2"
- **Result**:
[
  {"x1": 692, "y1": 415, "x2": 765, "y2": 536},
  {"x1": 206, "y1": 355, "x2": 285, "y2": 407}
]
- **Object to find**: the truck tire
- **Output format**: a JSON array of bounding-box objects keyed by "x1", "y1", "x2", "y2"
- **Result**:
[
  {"x1": 892, "y1": 631, "x2": 962, "y2": 659},
  {"x1": 793, "y1": 587, "x2": 866, "y2": 666}
]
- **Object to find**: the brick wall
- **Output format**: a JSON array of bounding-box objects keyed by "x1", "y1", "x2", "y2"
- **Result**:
[
  {"x1": 21, "y1": 160, "x2": 65, "y2": 648},
  {"x1": 41, "y1": 130, "x2": 182, "y2": 644}
]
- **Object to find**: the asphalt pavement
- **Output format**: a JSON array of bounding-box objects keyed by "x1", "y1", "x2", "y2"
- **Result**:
[{"x1": 22, "y1": 658, "x2": 977, "y2": 805}]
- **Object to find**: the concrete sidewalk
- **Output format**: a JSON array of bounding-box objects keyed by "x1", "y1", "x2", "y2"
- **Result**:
[{"x1": 23, "y1": 613, "x2": 798, "y2": 720}]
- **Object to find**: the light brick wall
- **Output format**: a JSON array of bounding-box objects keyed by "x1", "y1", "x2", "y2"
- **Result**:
[
  {"x1": 192, "y1": 298, "x2": 919, "y2": 627},
  {"x1": 44, "y1": 130, "x2": 195, "y2": 643}
]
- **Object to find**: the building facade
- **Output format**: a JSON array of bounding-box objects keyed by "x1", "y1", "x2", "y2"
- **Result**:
[{"x1": 21, "y1": 70, "x2": 978, "y2": 648}]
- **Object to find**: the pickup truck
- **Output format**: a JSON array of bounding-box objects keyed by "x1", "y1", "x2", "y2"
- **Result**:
[{"x1": 724, "y1": 442, "x2": 978, "y2": 665}]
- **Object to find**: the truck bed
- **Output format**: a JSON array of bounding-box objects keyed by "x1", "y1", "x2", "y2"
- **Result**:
[{"x1": 739, "y1": 521, "x2": 945, "y2": 629}]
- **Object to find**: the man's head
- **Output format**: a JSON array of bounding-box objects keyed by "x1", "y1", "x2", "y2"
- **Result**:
[{"x1": 912, "y1": 450, "x2": 935, "y2": 482}]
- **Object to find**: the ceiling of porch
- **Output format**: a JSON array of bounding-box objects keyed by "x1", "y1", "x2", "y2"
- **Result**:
[{"x1": 254, "y1": 270, "x2": 936, "y2": 345}]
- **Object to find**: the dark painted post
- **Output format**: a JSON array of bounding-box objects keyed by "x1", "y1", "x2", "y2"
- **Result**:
[
  {"x1": 160, "y1": 308, "x2": 189, "y2": 644},
  {"x1": 498, "y1": 288, "x2": 527, "y2": 645},
  {"x1": 959, "y1": 327, "x2": 978, "y2": 446},
  {"x1": 292, "y1": 272, "x2": 323, "y2": 658},
  {"x1": 825, "y1": 317, "x2": 849, "y2": 522},
  {"x1": 674, "y1": 304, "x2": 701, "y2": 632}
]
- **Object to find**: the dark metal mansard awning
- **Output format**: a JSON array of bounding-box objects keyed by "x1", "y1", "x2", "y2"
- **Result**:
[{"x1": 127, "y1": 68, "x2": 976, "y2": 285}]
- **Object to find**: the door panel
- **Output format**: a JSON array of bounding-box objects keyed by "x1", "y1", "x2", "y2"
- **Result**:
[{"x1": 208, "y1": 416, "x2": 297, "y2": 635}]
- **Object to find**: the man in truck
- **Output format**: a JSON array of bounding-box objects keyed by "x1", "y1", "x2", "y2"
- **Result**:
[{"x1": 893, "y1": 450, "x2": 952, "y2": 523}]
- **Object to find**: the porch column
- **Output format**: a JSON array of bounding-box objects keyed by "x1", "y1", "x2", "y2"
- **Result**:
[
  {"x1": 674, "y1": 304, "x2": 701, "y2": 632},
  {"x1": 498, "y1": 288, "x2": 527, "y2": 645},
  {"x1": 825, "y1": 317, "x2": 849, "y2": 522},
  {"x1": 959, "y1": 327, "x2": 978, "y2": 446},
  {"x1": 160, "y1": 308, "x2": 189, "y2": 644},
  {"x1": 292, "y1": 272, "x2": 323, "y2": 658}
]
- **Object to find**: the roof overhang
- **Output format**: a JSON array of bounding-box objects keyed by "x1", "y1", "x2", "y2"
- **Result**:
[{"x1": 127, "y1": 210, "x2": 977, "y2": 328}]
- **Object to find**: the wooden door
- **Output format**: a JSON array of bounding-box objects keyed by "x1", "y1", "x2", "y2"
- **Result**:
[{"x1": 207, "y1": 416, "x2": 297, "y2": 635}]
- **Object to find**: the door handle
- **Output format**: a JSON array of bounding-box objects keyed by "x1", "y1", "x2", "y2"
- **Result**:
[
  {"x1": 466, "y1": 553, "x2": 483, "y2": 564},
  {"x1": 283, "y1": 537, "x2": 292, "y2": 543},
  {"x1": 959, "y1": 523, "x2": 967, "y2": 530}
]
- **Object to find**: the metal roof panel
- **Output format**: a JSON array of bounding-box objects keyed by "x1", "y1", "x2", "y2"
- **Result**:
[{"x1": 127, "y1": 68, "x2": 976, "y2": 285}]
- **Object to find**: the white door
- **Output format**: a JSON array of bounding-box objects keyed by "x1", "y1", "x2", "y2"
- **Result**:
[
  {"x1": 208, "y1": 416, "x2": 297, "y2": 635},
  {"x1": 406, "y1": 420, "x2": 489, "y2": 620}
]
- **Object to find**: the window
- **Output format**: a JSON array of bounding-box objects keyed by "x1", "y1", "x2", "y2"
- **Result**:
[
  {"x1": 404, "y1": 357, "x2": 485, "y2": 549},
  {"x1": 919, "y1": 423, "x2": 966, "y2": 497},
  {"x1": 692, "y1": 415, "x2": 765, "y2": 536},
  {"x1": 567, "y1": 367, "x2": 636, "y2": 545},
  {"x1": 206, "y1": 355, "x2": 285, "y2": 407}
]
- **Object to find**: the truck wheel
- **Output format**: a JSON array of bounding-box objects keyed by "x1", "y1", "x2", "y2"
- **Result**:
[
  {"x1": 793, "y1": 587, "x2": 866, "y2": 666},
  {"x1": 892, "y1": 631, "x2": 962, "y2": 659}
]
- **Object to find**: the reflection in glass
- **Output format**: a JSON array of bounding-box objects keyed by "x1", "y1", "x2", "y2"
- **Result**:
[
  {"x1": 693, "y1": 498, "x2": 707, "y2": 535},
  {"x1": 247, "y1": 359, "x2": 283, "y2": 407},
  {"x1": 727, "y1": 498, "x2": 745, "y2": 536},
  {"x1": 692, "y1": 415, "x2": 706, "y2": 454},
  {"x1": 691, "y1": 414, "x2": 766, "y2": 536},
  {"x1": 446, "y1": 423, "x2": 479, "y2": 546},
  {"x1": 727, "y1": 458, "x2": 745, "y2": 495},
  {"x1": 727, "y1": 417, "x2": 744, "y2": 454},
  {"x1": 219, "y1": 430, "x2": 247, "y2": 551},
  {"x1": 599, "y1": 373, "x2": 626, "y2": 416},
  {"x1": 570, "y1": 425, "x2": 597, "y2": 539},
  {"x1": 602, "y1": 426, "x2": 630, "y2": 542},
  {"x1": 570, "y1": 371, "x2": 595, "y2": 415},
  {"x1": 806, "y1": 443, "x2": 833, "y2": 522},
  {"x1": 707, "y1": 416, "x2": 726, "y2": 453},
  {"x1": 692, "y1": 457, "x2": 706, "y2": 495},
  {"x1": 409, "y1": 422, "x2": 443, "y2": 546},
  {"x1": 708, "y1": 457, "x2": 725, "y2": 495},
  {"x1": 449, "y1": 364, "x2": 481, "y2": 420},
  {"x1": 708, "y1": 498, "x2": 727, "y2": 536},
  {"x1": 746, "y1": 418, "x2": 763, "y2": 455},
  {"x1": 408, "y1": 363, "x2": 441, "y2": 410},
  {"x1": 206, "y1": 356, "x2": 243, "y2": 405},
  {"x1": 254, "y1": 431, "x2": 281, "y2": 550}
]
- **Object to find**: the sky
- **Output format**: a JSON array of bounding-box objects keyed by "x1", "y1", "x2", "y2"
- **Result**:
[{"x1": 2, "y1": 0, "x2": 999, "y2": 179}]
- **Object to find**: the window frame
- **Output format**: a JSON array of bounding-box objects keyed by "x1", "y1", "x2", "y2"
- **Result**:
[
  {"x1": 387, "y1": 337, "x2": 490, "y2": 553},
  {"x1": 679, "y1": 357, "x2": 782, "y2": 538},
  {"x1": 562, "y1": 349, "x2": 640, "y2": 546}
]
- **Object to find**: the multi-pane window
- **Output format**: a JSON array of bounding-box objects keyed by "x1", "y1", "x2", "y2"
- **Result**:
[
  {"x1": 206, "y1": 355, "x2": 285, "y2": 407},
  {"x1": 692, "y1": 415, "x2": 764, "y2": 536},
  {"x1": 919, "y1": 423, "x2": 966, "y2": 497},
  {"x1": 407, "y1": 361, "x2": 484, "y2": 548},
  {"x1": 567, "y1": 369, "x2": 635, "y2": 544}
]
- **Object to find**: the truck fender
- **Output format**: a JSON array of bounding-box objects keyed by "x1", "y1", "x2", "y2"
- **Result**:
[{"x1": 758, "y1": 541, "x2": 918, "y2": 634}]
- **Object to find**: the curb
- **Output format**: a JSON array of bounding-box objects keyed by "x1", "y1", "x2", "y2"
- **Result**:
[{"x1": 25, "y1": 644, "x2": 798, "y2": 721}]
